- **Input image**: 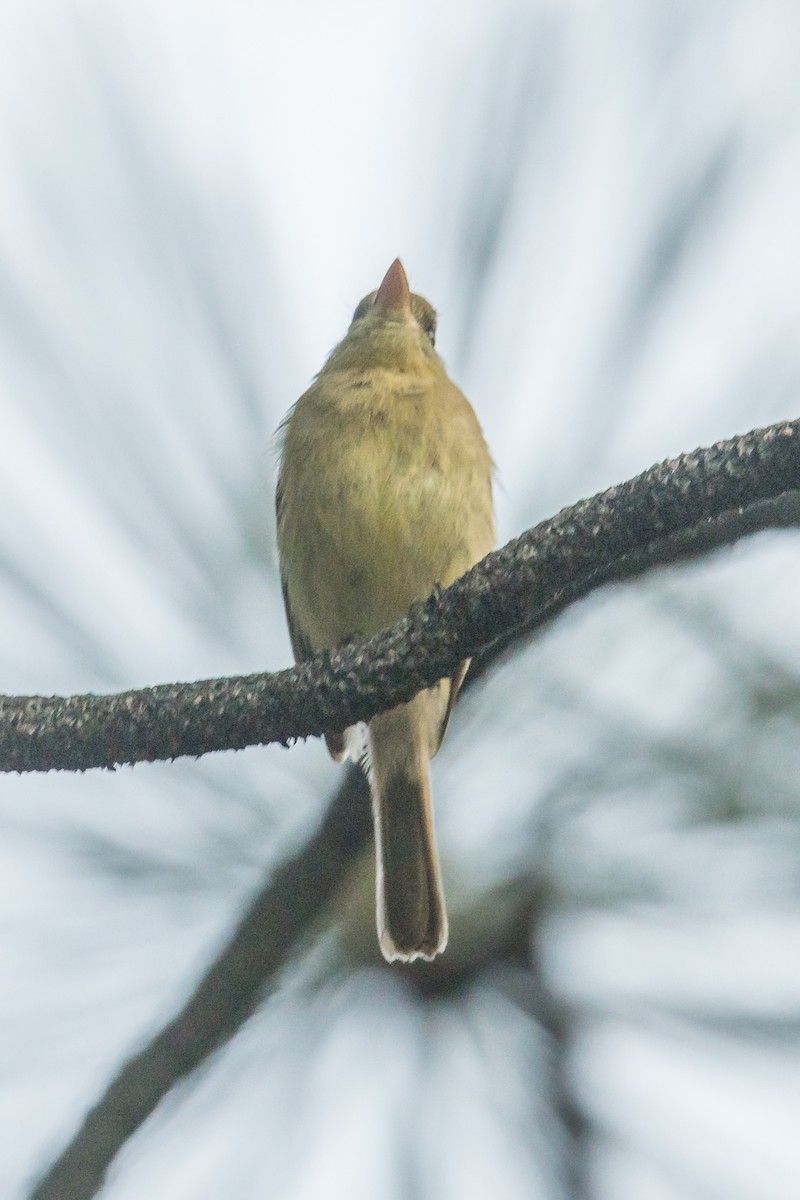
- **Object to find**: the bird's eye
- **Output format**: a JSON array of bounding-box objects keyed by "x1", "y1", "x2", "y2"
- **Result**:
[
  {"x1": 351, "y1": 294, "x2": 375, "y2": 325},
  {"x1": 423, "y1": 319, "x2": 436, "y2": 346}
]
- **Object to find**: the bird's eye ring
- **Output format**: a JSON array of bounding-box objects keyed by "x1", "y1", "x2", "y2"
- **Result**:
[{"x1": 351, "y1": 293, "x2": 376, "y2": 325}]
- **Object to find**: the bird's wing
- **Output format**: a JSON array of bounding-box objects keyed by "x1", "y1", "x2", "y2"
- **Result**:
[{"x1": 277, "y1": 474, "x2": 347, "y2": 761}]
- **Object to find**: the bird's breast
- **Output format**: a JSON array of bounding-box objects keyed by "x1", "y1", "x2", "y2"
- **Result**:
[{"x1": 278, "y1": 371, "x2": 494, "y2": 649}]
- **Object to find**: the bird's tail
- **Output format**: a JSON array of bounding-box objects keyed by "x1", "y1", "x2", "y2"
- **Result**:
[{"x1": 368, "y1": 693, "x2": 448, "y2": 962}]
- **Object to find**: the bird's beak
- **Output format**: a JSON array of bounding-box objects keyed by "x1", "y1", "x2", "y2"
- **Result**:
[{"x1": 374, "y1": 258, "x2": 411, "y2": 313}]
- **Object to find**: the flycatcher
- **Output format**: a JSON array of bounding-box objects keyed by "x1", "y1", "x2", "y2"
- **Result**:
[{"x1": 276, "y1": 259, "x2": 495, "y2": 962}]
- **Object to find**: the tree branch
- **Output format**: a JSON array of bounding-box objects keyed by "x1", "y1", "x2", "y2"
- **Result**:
[
  {"x1": 26, "y1": 419, "x2": 800, "y2": 1198},
  {"x1": 4, "y1": 418, "x2": 800, "y2": 773}
]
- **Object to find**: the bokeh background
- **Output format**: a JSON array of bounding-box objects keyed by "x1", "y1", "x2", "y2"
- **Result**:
[{"x1": 1, "y1": 0, "x2": 800, "y2": 1196}]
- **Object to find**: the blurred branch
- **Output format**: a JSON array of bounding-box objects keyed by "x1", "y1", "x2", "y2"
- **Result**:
[
  {"x1": 4, "y1": 418, "x2": 800, "y2": 773},
  {"x1": 29, "y1": 809, "x2": 534, "y2": 1200},
  {"x1": 29, "y1": 767, "x2": 373, "y2": 1200}
]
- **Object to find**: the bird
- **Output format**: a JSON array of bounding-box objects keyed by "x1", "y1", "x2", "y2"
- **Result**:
[{"x1": 276, "y1": 259, "x2": 494, "y2": 962}]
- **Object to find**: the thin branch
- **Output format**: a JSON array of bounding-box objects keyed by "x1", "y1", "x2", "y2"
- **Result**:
[
  {"x1": 470, "y1": 485, "x2": 800, "y2": 678},
  {"x1": 4, "y1": 418, "x2": 800, "y2": 773}
]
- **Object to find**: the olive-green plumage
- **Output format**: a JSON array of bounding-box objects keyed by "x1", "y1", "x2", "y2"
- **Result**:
[{"x1": 276, "y1": 259, "x2": 494, "y2": 962}]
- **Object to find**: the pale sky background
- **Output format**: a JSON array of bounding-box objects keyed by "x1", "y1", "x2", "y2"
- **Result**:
[{"x1": 1, "y1": 1, "x2": 800, "y2": 1197}]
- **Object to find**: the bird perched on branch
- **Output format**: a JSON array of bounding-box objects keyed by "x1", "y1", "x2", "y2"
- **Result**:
[{"x1": 276, "y1": 259, "x2": 495, "y2": 962}]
